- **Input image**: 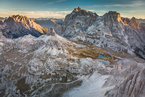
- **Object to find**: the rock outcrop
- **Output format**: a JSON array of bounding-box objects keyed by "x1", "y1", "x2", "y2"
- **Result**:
[
  {"x1": 0, "y1": 15, "x2": 48, "y2": 38},
  {"x1": 104, "y1": 60, "x2": 145, "y2": 97},
  {"x1": 47, "y1": 27, "x2": 56, "y2": 36}
]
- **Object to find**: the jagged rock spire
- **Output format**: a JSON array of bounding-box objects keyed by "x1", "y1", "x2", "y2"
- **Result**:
[
  {"x1": 130, "y1": 17, "x2": 139, "y2": 24},
  {"x1": 78, "y1": 6, "x2": 82, "y2": 10},
  {"x1": 73, "y1": 6, "x2": 82, "y2": 12},
  {"x1": 128, "y1": 17, "x2": 143, "y2": 33},
  {"x1": 47, "y1": 27, "x2": 56, "y2": 36},
  {"x1": 66, "y1": 6, "x2": 98, "y2": 21}
]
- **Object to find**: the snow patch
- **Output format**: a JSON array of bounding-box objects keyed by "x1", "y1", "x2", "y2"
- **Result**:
[{"x1": 63, "y1": 71, "x2": 113, "y2": 97}]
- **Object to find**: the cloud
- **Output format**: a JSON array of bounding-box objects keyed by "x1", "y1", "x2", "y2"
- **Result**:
[
  {"x1": 89, "y1": 1, "x2": 145, "y2": 8},
  {"x1": 0, "y1": 9, "x2": 10, "y2": 11},
  {"x1": 0, "y1": 11, "x2": 71, "y2": 18},
  {"x1": 46, "y1": 0, "x2": 66, "y2": 5}
]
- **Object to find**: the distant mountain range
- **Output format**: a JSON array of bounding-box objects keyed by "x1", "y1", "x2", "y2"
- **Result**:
[
  {"x1": 34, "y1": 18, "x2": 62, "y2": 28},
  {"x1": 137, "y1": 19, "x2": 145, "y2": 26},
  {"x1": 0, "y1": 16, "x2": 144, "y2": 28},
  {"x1": 0, "y1": 17, "x2": 5, "y2": 20},
  {"x1": 0, "y1": 7, "x2": 145, "y2": 59}
]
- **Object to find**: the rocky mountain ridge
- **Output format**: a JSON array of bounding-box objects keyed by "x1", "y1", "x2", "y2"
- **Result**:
[
  {"x1": 54, "y1": 7, "x2": 145, "y2": 59},
  {"x1": 0, "y1": 15, "x2": 48, "y2": 38}
]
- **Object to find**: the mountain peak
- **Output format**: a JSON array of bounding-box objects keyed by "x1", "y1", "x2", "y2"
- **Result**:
[
  {"x1": 107, "y1": 11, "x2": 121, "y2": 18},
  {"x1": 7, "y1": 15, "x2": 30, "y2": 22},
  {"x1": 65, "y1": 7, "x2": 98, "y2": 21},
  {"x1": 103, "y1": 11, "x2": 121, "y2": 22},
  {"x1": 129, "y1": 17, "x2": 141, "y2": 26},
  {"x1": 129, "y1": 17, "x2": 142, "y2": 32},
  {"x1": 130, "y1": 17, "x2": 138, "y2": 23},
  {"x1": 131, "y1": 17, "x2": 136, "y2": 20},
  {"x1": 73, "y1": 6, "x2": 82, "y2": 12},
  {"x1": 4, "y1": 15, "x2": 33, "y2": 29}
]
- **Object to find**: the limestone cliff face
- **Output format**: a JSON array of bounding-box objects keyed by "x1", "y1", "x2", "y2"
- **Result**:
[{"x1": 0, "y1": 15, "x2": 48, "y2": 38}]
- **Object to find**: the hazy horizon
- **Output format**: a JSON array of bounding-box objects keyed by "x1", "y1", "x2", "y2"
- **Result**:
[{"x1": 0, "y1": 0, "x2": 145, "y2": 19}]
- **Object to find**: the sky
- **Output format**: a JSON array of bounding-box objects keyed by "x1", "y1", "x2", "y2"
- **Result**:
[{"x1": 0, "y1": 0, "x2": 145, "y2": 19}]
